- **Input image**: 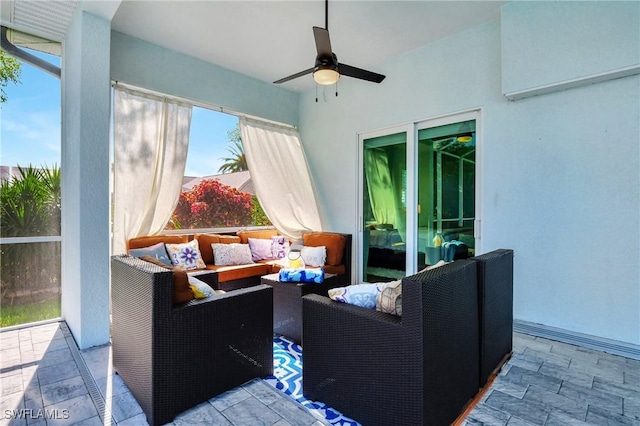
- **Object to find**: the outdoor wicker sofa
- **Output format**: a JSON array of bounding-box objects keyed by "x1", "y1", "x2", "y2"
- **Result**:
[
  {"x1": 110, "y1": 255, "x2": 274, "y2": 426},
  {"x1": 125, "y1": 231, "x2": 352, "y2": 292},
  {"x1": 302, "y1": 259, "x2": 480, "y2": 426},
  {"x1": 474, "y1": 248, "x2": 514, "y2": 387}
]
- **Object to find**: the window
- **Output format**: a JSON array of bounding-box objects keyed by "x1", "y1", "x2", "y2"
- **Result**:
[
  {"x1": 0, "y1": 32, "x2": 62, "y2": 327},
  {"x1": 165, "y1": 106, "x2": 271, "y2": 232}
]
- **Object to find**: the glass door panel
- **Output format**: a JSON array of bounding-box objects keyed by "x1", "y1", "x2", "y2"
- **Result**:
[
  {"x1": 362, "y1": 132, "x2": 407, "y2": 282},
  {"x1": 417, "y1": 119, "x2": 476, "y2": 266}
]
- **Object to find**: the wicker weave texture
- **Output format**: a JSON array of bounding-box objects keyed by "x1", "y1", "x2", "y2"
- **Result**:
[
  {"x1": 410, "y1": 260, "x2": 479, "y2": 424},
  {"x1": 111, "y1": 255, "x2": 273, "y2": 425},
  {"x1": 303, "y1": 260, "x2": 479, "y2": 426},
  {"x1": 264, "y1": 274, "x2": 344, "y2": 344},
  {"x1": 473, "y1": 249, "x2": 514, "y2": 387}
]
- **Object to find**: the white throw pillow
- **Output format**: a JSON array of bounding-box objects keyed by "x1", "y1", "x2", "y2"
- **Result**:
[
  {"x1": 165, "y1": 240, "x2": 206, "y2": 270},
  {"x1": 301, "y1": 246, "x2": 326, "y2": 267},
  {"x1": 212, "y1": 243, "x2": 253, "y2": 266}
]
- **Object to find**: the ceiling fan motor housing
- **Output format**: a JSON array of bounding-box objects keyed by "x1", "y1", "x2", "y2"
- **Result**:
[{"x1": 315, "y1": 53, "x2": 339, "y2": 71}]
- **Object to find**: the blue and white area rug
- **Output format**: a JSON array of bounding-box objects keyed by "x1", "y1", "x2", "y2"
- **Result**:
[{"x1": 265, "y1": 336, "x2": 360, "y2": 426}]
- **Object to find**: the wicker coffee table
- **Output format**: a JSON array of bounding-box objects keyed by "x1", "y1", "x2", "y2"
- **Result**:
[{"x1": 261, "y1": 272, "x2": 342, "y2": 345}]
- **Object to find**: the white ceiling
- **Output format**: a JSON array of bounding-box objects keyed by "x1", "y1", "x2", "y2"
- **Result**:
[{"x1": 2, "y1": 0, "x2": 507, "y2": 93}]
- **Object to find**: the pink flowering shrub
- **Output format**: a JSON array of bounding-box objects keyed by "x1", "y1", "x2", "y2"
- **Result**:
[{"x1": 168, "y1": 179, "x2": 253, "y2": 229}]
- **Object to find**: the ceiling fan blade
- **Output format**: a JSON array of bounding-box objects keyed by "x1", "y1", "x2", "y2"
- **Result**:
[
  {"x1": 273, "y1": 67, "x2": 314, "y2": 84},
  {"x1": 313, "y1": 26, "x2": 332, "y2": 57},
  {"x1": 338, "y1": 63, "x2": 386, "y2": 83}
]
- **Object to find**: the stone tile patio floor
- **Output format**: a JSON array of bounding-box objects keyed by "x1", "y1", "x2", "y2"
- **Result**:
[
  {"x1": 1, "y1": 321, "x2": 638, "y2": 426},
  {"x1": 464, "y1": 333, "x2": 640, "y2": 426}
]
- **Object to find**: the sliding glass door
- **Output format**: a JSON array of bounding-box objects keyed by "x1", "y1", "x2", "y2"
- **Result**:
[{"x1": 358, "y1": 111, "x2": 479, "y2": 282}]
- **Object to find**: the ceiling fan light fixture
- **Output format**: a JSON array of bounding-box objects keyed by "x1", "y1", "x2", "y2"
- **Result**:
[{"x1": 313, "y1": 66, "x2": 340, "y2": 85}]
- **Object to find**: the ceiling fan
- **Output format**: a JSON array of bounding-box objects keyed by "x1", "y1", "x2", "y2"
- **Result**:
[{"x1": 273, "y1": 0, "x2": 386, "y2": 86}]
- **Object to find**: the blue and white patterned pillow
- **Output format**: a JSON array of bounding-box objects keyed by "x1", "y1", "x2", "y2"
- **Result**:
[
  {"x1": 166, "y1": 240, "x2": 206, "y2": 270},
  {"x1": 328, "y1": 283, "x2": 390, "y2": 309},
  {"x1": 278, "y1": 268, "x2": 325, "y2": 283}
]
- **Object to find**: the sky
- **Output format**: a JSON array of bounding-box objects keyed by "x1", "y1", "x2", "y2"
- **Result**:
[{"x1": 0, "y1": 49, "x2": 238, "y2": 178}]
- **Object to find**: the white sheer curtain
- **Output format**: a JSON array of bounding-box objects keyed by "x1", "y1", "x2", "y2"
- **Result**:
[
  {"x1": 240, "y1": 116, "x2": 322, "y2": 240},
  {"x1": 112, "y1": 85, "x2": 192, "y2": 254}
]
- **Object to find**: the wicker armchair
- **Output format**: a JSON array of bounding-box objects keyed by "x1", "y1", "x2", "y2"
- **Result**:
[
  {"x1": 111, "y1": 255, "x2": 273, "y2": 426},
  {"x1": 472, "y1": 249, "x2": 514, "y2": 387},
  {"x1": 302, "y1": 260, "x2": 479, "y2": 426}
]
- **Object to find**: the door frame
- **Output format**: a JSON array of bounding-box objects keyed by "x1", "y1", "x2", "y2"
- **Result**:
[{"x1": 356, "y1": 108, "x2": 482, "y2": 283}]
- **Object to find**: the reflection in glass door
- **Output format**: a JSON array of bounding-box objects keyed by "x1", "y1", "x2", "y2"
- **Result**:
[
  {"x1": 362, "y1": 132, "x2": 407, "y2": 282},
  {"x1": 417, "y1": 119, "x2": 476, "y2": 268},
  {"x1": 358, "y1": 111, "x2": 479, "y2": 283}
]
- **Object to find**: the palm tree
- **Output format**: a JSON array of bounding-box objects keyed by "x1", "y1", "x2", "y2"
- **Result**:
[
  {"x1": 0, "y1": 164, "x2": 62, "y2": 307},
  {"x1": 0, "y1": 164, "x2": 61, "y2": 237},
  {"x1": 218, "y1": 125, "x2": 247, "y2": 173}
]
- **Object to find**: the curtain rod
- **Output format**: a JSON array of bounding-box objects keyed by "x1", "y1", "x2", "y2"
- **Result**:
[{"x1": 111, "y1": 81, "x2": 297, "y2": 130}]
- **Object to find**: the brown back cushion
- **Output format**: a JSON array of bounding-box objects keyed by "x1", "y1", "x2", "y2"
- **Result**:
[
  {"x1": 237, "y1": 229, "x2": 279, "y2": 244},
  {"x1": 302, "y1": 232, "x2": 346, "y2": 266},
  {"x1": 194, "y1": 234, "x2": 221, "y2": 264},
  {"x1": 139, "y1": 255, "x2": 194, "y2": 304},
  {"x1": 219, "y1": 235, "x2": 241, "y2": 244},
  {"x1": 127, "y1": 235, "x2": 188, "y2": 251}
]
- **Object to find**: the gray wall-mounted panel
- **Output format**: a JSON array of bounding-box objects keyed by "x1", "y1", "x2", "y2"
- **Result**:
[{"x1": 501, "y1": 1, "x2": 640, "y2": 99}]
